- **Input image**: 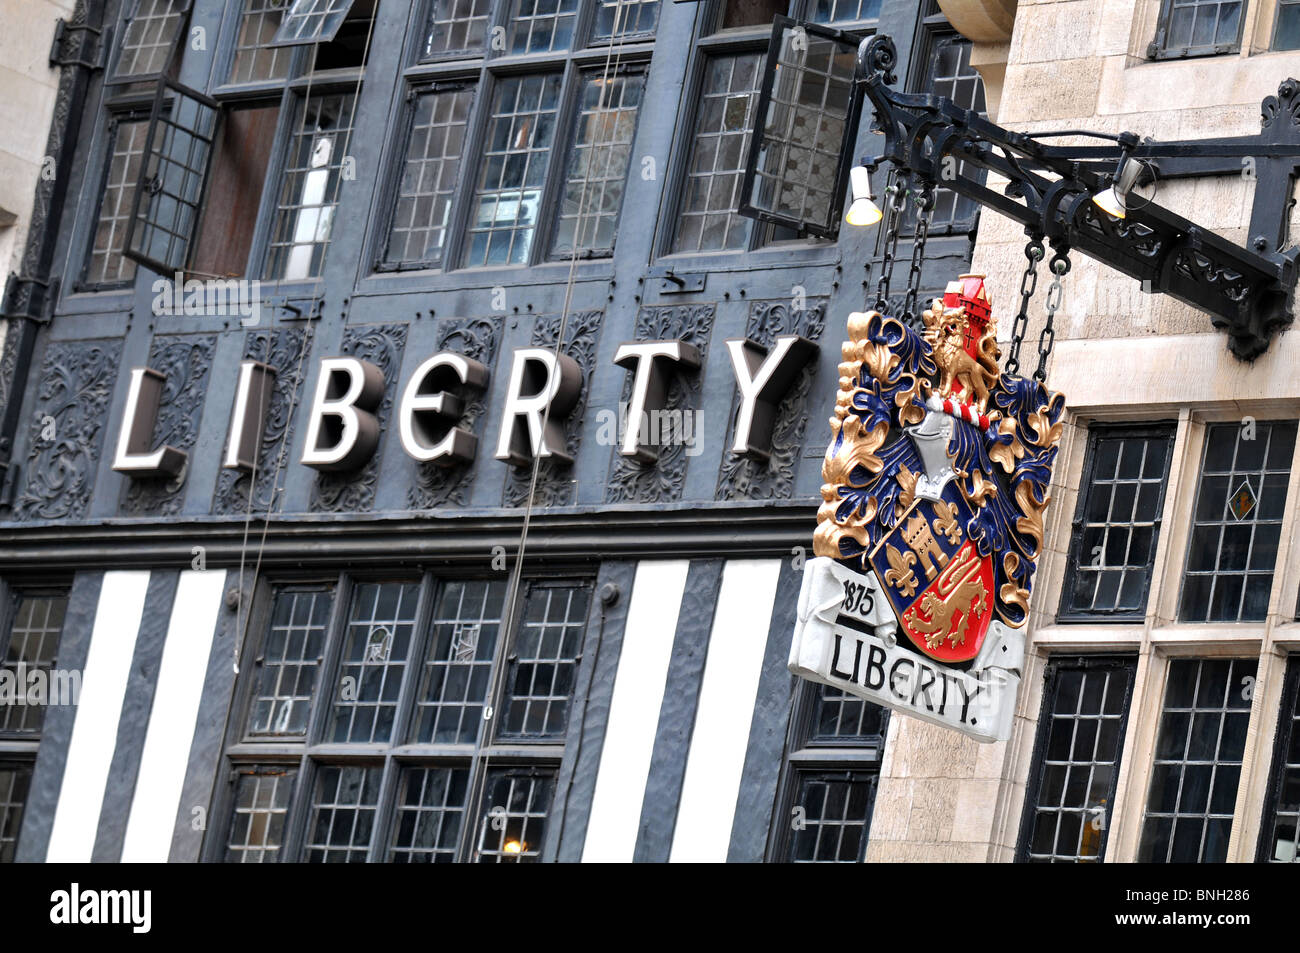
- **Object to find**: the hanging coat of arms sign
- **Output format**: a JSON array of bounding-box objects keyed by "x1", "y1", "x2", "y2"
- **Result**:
[{"x1": 788, "y1": 275, "x2": 1065, "y2": 742}]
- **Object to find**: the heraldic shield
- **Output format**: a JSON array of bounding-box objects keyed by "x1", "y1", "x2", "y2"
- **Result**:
[{"x1": 867, "y1": 485, "x2": 994, "y2": 664}]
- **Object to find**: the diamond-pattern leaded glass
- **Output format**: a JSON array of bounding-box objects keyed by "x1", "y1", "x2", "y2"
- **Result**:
[
  {"x1": 1157, "y1": 0, "x2": 1244, "y2": 56},
  {"x1": 389, "y1": 765, "x2": 470, "y2": 862},
  {"x1": 675, "y1": 53, "x2": 763, "y2": 253},
  {"x1": 224, "y1": 765, "x2": 297, "y2": 862},
  {"x1": 305, "y1": 765, "x2": 381, "y2": 862},
  {"x1": 86, "y1": 117, "x2": 149, "y2": 287},
  {"x1": 743, "y1": 21, "x2": 855, "y2": 236},
  {"x1": 412, "y1": 580, "x2": 506, "y2": 744},
  {"x1": 551, "y1": 70, "x2": 644, "y2": 259},
  {"x1": 1, "y1": 592, "x2": 68, "y2": 735},
  {"x1": 0, "y1": 762, "x2": 32, "y2": 863},
  {"x1": 1179, "y1": 420, "x2": 1296, "y2": 623},
  {"x1": 230, "y1": 0, "x2": 293, "y2": 83},
  {"x1": 1261, "y1": 658, "x2": 1300, "y2": 862},
  {"x1": 111, "y1": 0, "x2": 190, "y2": 81},
  {"x1": 327, "y1": 581, "x2": 420, "y2": 744},
  {"x1": 1020, "y1": 658, "x2": 1136, "y2": 862},
  {"x1": 423, "y1": 0, "x2": 491, "y2": 58},
  {"x1": 271, "y1": 0, "x2": 357, "y2": 46},
  {"x1": 383, "y1": 85, "x2": 474, "y2": 268},
  {"x1": 265, "y1": 91, "x2": 357, "y2": 280},
  {"x1": 245, "y1": 585, "x2": 332, "y2": 738},
  {"x1": 593, "y1": 0, "x2": 661, "y2": 37},
  {"x1": 475, "y1": 769, "x2": 554, "y2": 862},
  {"x1": 1063, "y1": 425, "x2": 1174, "y2": 620},
  {"x1": 126, "y1": 83, "x2": 220, "y2": 274},
  {"x1": 507, "y1": 0, "x2": 578, "y2": 54},
  {"x1": 463, "y1": 74, "x2": 562, "y2": 267},
  {"x1": 499, "y1": 583, "x2": 590, "y2": 740},
  {"x1": 1139, "y1": 658, "x2": 1256, "y2": 863},
  {"x1": 786, "y1": 771, "x2": 875, "y2": 862}
]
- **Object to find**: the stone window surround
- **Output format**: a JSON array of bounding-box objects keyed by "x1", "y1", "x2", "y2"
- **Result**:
[{"x1": 999, "y1": 403, "x2": 1300, "y2": 862}]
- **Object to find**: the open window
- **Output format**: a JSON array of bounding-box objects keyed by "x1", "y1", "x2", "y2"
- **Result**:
[
  {"x1": 738, "y1": 17, "x2": 862, "y2": 238},
  {"x1": 271, "y1": 0, "x2": 359, "y2": 46},
  {"x1": 123, "y1": 81, "x2": 220, "y2": 275},
  {"x1": 106, "y1": 0, "x2": 193, "y2": 85}
]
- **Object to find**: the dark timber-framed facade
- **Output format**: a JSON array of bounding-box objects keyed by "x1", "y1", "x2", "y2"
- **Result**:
[{"x1": 0, "y1": 0, "x2": 979, "y2": 863}]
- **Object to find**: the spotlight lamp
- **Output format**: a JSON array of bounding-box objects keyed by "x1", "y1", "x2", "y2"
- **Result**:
[
  {"x1": 1093, "y1": 154, "x2": 1147, "y2": 219},
  {"x1": 845, "y1": 164, "x2": 883, "y2": 226}
]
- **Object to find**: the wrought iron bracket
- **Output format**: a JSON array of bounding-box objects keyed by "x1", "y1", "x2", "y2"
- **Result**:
[{"x1": 855, "y1": 34, "x2": 1300, "y2": 360}]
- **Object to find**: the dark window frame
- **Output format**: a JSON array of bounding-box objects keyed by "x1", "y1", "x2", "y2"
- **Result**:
[
  {"x1": 1257, "y1": 654, "x2": 1300, "y2": 862},
  {"x1": 1274, "y1": 0, "x2": 1300, "y2": 50},
  {"x1": 736, "y1": 16, "x2": 867, "y2": 238},
  {"x1": 1015, "y1": 655, "x2": 1138, "y2": 863},
  {"x1": 766, "y1": 679, "x2": 887, "y2": 862},
  {"x1": 902, "y1": 18, "x2": 987, "y2": 239},
  {"x1": 207, "y1": 568, "x2": 596, "y2": 863},
  {"x1": 105, "y1": 0, "x2": 193, "y2": 87},
  {"x1": 1058, "y1": 421, "x2": 1177, "y2": 623},
  {"x1": 1177, "y1": 418, "x2": 1297, "y2": 624},
  {"x1": 121, "y1": 79, "x2": 222, "y2": 276},
  {"x1": 367, "y1": 0, "x2": 655, "y2": 275},
  {"x1": 1148, "y1": 0, "x2": 1246, "y2": 60},
  {"x1": 77, "y1": 103, "x2": 155, "y2": 293}
]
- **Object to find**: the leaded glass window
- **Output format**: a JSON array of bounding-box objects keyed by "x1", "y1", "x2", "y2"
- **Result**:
[
  {"x1": 0, "y1": 763, "x2": 32, "y2": 864},
  {"x1": 382, "y1": 84, "x2": 474, "y2": 269},
  {"x1": 1061, "y1": 424, "x2": 1175, "y2": 620},
  {"x1": 1276, "y1": 0, "x2": 1300, "y2": 50},
  {"x1": 1153, "y1": 0, "x2": 1244, "y2": 58},
  {"x1": 1260, "y1": 657, "x2": 1300, "y2": 862},
  {"x1": 423, "y1": 0, "x2": 491, "y2": 59},
  {"x1": 1, "y1": 591, "x2": 69, "y2": 735},
  {"x1": 1179, "y1": 420, "x2": 1296, "y2": 623},
  {"x1": 110, "y1": 0, "x2": 190, "y2": 82},
  {"x1": 674, "y1": 53, "x2": 764, "y2": 253},
  {"x1": 1139, "y1": 658, "x2": 1256, "y2": 863},
  {"x1": 265, "y1": 91, "x2": 358, "y2": 280},
  {"x1": 84, "y1": 116, "x2": 150, "y2": 288},
  {"x1": 271, "y1": 0, "x2": 357, "y2": 46},
  {"x1": 740, "y1": 19, "x2": 857, "y2": 237},
  {"x1": 918, "y1": 34, "x2": 986, "y2": 232},
  {"x1": 788, "y1": 771, "x2": 876, "y2": 862},
  {"x1": 1018, "y1": 657, "x2": 1136, "y2": 862},
  {"x1": 214, "y1": 573, "x2": 593, "y2": 863},
  {"x1": 507, "y1": 0, "x2": 579, "y2": 54},
  {"x1": 593, "y1": 0, "x2": 661, "y2": 37},
  {"x1": 230, "y1": 0, "x2": 294, "y2": 83},
  {"x1": 224, "y1": 766, "x2": 297, "y2": 862},
  {"x1": 551, "y1": 69, "x2": 645, "y2": 259},
  {"x1": 463, "y1": 75, "x2": 563, "y2": 267}
]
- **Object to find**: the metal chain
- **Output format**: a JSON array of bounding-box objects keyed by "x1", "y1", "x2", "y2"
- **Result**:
[
  {"x1": 872, "y1": 171, "x2": 909, "y2": 314},
  {"x1": 1034, "y1": 247, "x2": 1071, "y2": 383},
  {"x1": 1004, "y1": 237, "x2": 1044, "y2": 376},
  {"x1": 900, "y1": 183, "x2": 936, "y2": 327}
]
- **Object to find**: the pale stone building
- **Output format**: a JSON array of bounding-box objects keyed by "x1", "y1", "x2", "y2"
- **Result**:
[{"x1": 869, "y1": 0, "x2": 1300, "y2": 862}]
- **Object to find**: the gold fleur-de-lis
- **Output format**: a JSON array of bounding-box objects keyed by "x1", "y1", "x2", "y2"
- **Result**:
[
  {"x1": 932, "y1": 499, "x2": 962, "y2": 545},
  {"x1": 884, "y1": 544, "x2": 918, "y2": 597}
]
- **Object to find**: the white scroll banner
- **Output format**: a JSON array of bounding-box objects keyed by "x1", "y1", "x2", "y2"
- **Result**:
[{"x1": 788, "y1": 556, "x2": 1025, "y2": 743}]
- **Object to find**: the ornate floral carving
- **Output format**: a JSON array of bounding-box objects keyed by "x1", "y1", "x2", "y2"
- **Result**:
[
  {"x1": 1261, "y1": 77, "x2": 1300, "y2": 131},
  {"x1": 408, "y1": 317, "x2": 502, "y2": 510},
  {"x1": 120, "y1": 334, "x2": 218, "y2": 516},
  {"x1": 605, "y1": 304, "x2": 716, "y2": 504},
  {"x1": 13, "y1": 339, "x2": 122, "y2": 521},
  {"x1": 311, "y1": 323, "x2": 408, "y2": 513},
  {"x1": 504, "y1": 310, "x2": 603, "y2": 508},
  {"x1": 212, "y1": 327, "x2": 310, "y2": 515},
  {"x1": 716, "y1": 299, "x2": 825, "y2": 501}
]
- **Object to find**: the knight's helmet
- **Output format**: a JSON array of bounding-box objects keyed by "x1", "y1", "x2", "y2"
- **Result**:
[{"x1": 943, "y1": 273, "x2": 992, "y2": 359}]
